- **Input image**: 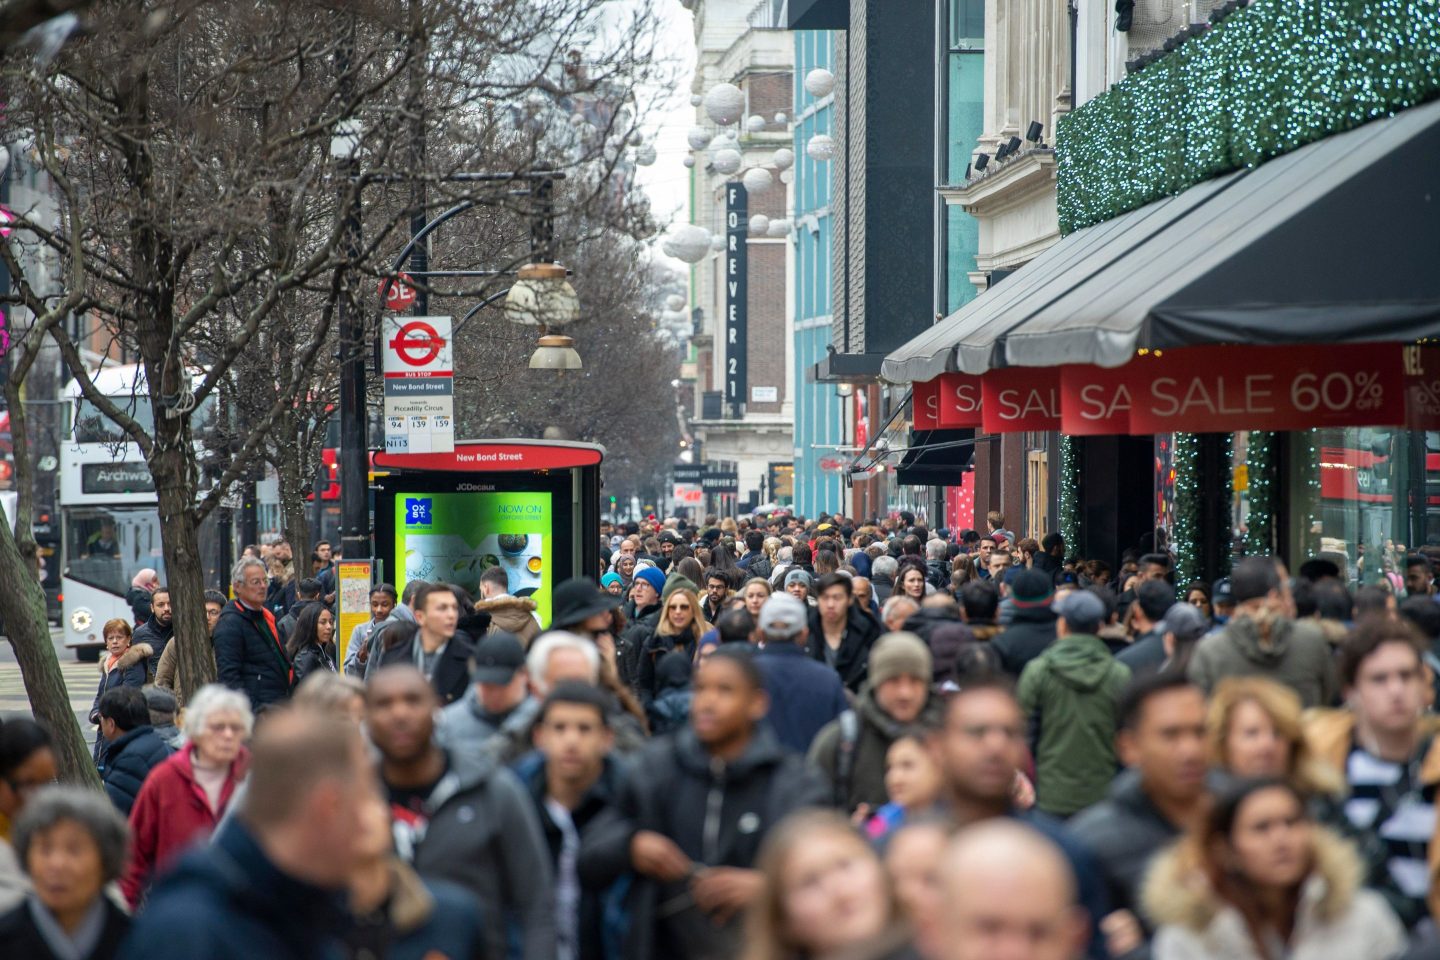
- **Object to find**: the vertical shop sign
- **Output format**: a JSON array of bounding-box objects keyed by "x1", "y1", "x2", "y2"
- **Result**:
[{"x1": 725, "y1": 183, "x2": 748, "y2": 408}]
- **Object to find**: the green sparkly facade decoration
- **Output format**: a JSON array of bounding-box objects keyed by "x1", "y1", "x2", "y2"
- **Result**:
[
  {"x1": 1059, "y1": 435, "x2": 1080, "y2": 552},
  {"x1": 1171, "y1": 434, "x2": 1202, "y2": 584},
  {"x1": 1245, "y1": 431, "x2": 1276, "y2": 555},
  {"x1": 1056, "y1": 0, "x2": 1440, "y2": 235}
]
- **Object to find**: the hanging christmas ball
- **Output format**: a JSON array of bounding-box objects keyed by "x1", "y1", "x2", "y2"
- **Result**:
[
  {"x1": 690, "y1": 94, "x2": 703, "y2": 106},
  {"x1": 767, "y1": 219, "x2": 793, "y2": 238},
  {"x1": 682, "y1": 155, "x2": 696, "y2": 168},
  {"x1": 712, "y1": 147, "x2": 742, "y2": 175},
  {"x1": 804, "y1": 68, "x2": 835, "y2": 98},
  {"x1": 779, "y1": 169, "x2": 794, "y2": 184},
  {"x1": 666, "y1": 294, "x2": 687, "y2": 311},
  {"x1": 663, "y1": 225, "x2": 712, "y2": 264},
  {"x1": 771, "y1": 147, "x2": 795, "y2": 171},
  {"x1": 748, "y1": 214, "x2": 770, "y2": 236},
  {"x1": 710, "y1": 234, "x2": 727, "y2": 252},
  {"x1": 745, "y1": 114, "x2": 767, "y2": 134},
  {"x1": 742, "y1": 167, "x2": 773, "y2": 195},
  {"x1": 703, "y1": 83, "x2": 746, "y2": 125},
  {"x1": 570, "y1": 112, "x2": 588, "y2": 127},
  {"x1": 774, "y1": 112, "x2": 788, "y2": 125},
  {"x1": 629, "y1": 131, "x2": 644, "y2": 145},
  {"x1": 635, "y1": 144, "x2": 657, "y2": 166},
  {"x1": 686, "y1": 126, "x2": 713, "y2": 151},
  {"x1": 806, "y1": 133, "x2": 836, "y2": 161}
]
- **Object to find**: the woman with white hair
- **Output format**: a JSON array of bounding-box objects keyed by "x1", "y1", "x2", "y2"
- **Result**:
[
  {"x1": 0, "y1": 786, "x2": 131, "y2": 959},
  {"x1": 120, "y1": 684, "x2": 252, "y2": 908}
]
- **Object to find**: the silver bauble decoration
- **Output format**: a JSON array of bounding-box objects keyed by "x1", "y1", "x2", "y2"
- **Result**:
[
  {"x1": 748, "y1": 214, "x2": 770, "y2": 236},
  {"x1": 806, "y1": 134, "x2": 836, "y2": 161},
  {"x1": 804, "y1": 68, "x2": 836, "y2": 98},
  {"x1": 741, "y1": 167, "x2": 773, "y2": 195},
  {"x1": 745, "y1": 114, "x2": 766, "y2": 133},
  {"x1": 663, "y1": 225, "x2": 712, "y2": 264},
  {"x1": 771, "y1": 147, "x2": 795, "y2": 171},
  {"x1": 712, "y1": 147, "x2": 742, "y2": 175},
  {"x1": 686, "y1": 126, "x2": 713, "y2": 151},
  {"x1": 703, "y1": 83, "x2": 746, "y2": 126}
]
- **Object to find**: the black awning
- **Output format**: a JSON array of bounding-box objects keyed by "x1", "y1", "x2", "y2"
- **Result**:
[
  {"x1": 883, "y1": 98, "x2": 1440, "y2": 381},
  {"x1": 895, "y1": 429, "x2": 974, "y2": 486}
]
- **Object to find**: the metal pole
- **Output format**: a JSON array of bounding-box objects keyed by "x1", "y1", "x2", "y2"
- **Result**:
[
  {"x1": 408, "y1": 0, "x2": 429, "y2": 316},
  {"x1": 337, "y1": 13, "x2": 370, "y2": 564}
]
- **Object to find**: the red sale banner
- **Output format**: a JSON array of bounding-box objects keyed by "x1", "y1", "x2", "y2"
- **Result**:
[
  {"x1": 912, "y1": 378, "x2": 941, "y2": 430},
  {"x1": 982, "y1": 367, "x2": 1061, "y2": 433},
  {"x1": 1404, "y1": 345, "x2": 1440, "y2": 430},
  {"x1": 936, "y1": 372, "x2": 984, "y2": 428},
  {"x1": 1060, "y1": 362, "x2": 1151, "y2": 436},
  {"x1": 1125, "y1": 343, "x2": 1405, "y2": 434}
]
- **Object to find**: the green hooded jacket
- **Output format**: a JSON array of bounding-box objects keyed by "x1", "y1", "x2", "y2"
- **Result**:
[{"x1": 1017, "y1": 632, "x2": 1131, "y2": 816}]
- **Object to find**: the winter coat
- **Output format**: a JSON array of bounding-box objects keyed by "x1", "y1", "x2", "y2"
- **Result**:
[
  {"x1": 399, "y1": 745, "x2": 555, "y2": 960},
  {"x1": 871, "y1": 573, "x2": 894, "y2": 604},
  {"x1": 756, "y1": 642, "x2": 849, "y2": 754},
  {"x1": 991, "y1": 604, "x2": 1058, "y2": 677},
  {"x1": 645, "y1": 653, "x2": 694, "y2": 738},
  {"x1": 926, "y1": 559, "x2": 950, "y2": 591},
  {"x1": 578, "y1": 726, "x2": 829, "y2": 960},
  {"x1": 0, "y1": 895, "x2": 130, "y2": 960},
  {"x1": 133, "y1": 616, "x2": 174, "y2": 679},
  {"x1": 153, "y1": 633, "x2": 180, "y2": 695},
  {"x1": 290, "y1": 641, "x2": 336, "y2": 688},
  {"x1": 1017, "y1": 633, "x2": 1130, "y2": 816},
  {"x1": 342, "y1": 861, "x2": 485, "y2": 960},
  {"x1": 117, "y1": 819, "x2": 348, "y2": 960},
  {"x1": 438, "y1": 693, "x2": 542, "y2": 769},
  {"x1": 121, "y1": 744, "x2": 250, "y2": 909},
  {"x1": 475, "y1": 594, "x2": 541, "y2": 645},
  {"x1": 805, "y1": 605, "x2": 883, "y2": 691},
  {"x1": 1304, "y1": 708, "x2": 1440, "y2": 928},
  {"x1": 0, "y1": 838, "x2": 25, "y2": 914},
  {"x1": 100, "y1": 725, "x2": 175, "y2": 817},
  {"x1": 1188, "y1": 614, "x2": 1337, "y2": 708},
  {"x1": 213, "y1": 600, "x2": 292, "y2": 711},
  {"x1": 90, "y1": 642, "x2": 153, "y2": 762},
  {"x1": 90, "y1": 642, "x2": 152, "y2": 725},
  {"x1": 1068, "y1": 768, "x2": 1185, "y2": 915},
  {"x1": 1143, "y1": 827, "x2": 1406, "y2": 960},
  {"x1": 617, "y1": 604, "x2": 660, "y2": 693},
  {"x1": 519, "y1": 753, "x2": 627, "y2": 960},
  {"x1": 808, "y1": 685, "x2": 943, "y2": 812},
  {"x1": 1116, "y1": 628, "x2": 1166, "y2": 673},
  {"x1": 152, "y1": 722, "x2": 185, "y2": 751},
  {"x1": 275, "y1": 598, "x2": 318, "y2": 646},
  {"x1": 370, "y1": 622, "x2": 477, "y2": 706},
  {"x1": 638, "y1": 626, "x2": 699, "y2": 704}
]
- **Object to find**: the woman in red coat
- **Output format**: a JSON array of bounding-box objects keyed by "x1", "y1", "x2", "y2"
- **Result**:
[{"x1": 121, "y1": 684, "x2": 252, "y2": 908}]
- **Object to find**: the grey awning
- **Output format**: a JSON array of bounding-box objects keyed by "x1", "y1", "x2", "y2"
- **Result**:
[{"x1": 882, "y1": 98, "x2": 1440, "y2": 383}]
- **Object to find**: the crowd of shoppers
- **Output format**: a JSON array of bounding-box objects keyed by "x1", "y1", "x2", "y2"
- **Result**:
[{"x1": 6, "y1": 510, "x2": 1440, "y2": 960}]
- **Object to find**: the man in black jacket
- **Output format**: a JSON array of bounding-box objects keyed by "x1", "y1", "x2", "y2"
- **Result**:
[
  {"x1": 618, "y1": 567, "x2": 665, "y2": 693},
  {"x1": 805, "y1": 572, "x2": 882, "y2": 691},
  {"x1": 275, "y1": 577, "x2": 323, "y2": 645},
  {"x1": 97, "y1": 687, "x2": 174, "y2": 816},
  {"x1": 133, "y1": 585, "x2": 174, "y2": 677},
  {"x1": 991, "y1": 568, "x2": 1059, "y2": 677},
  {"x1": 521, "y1": 683, "x2": 625, "y2": 960},
  {"x1": 580, "y1": 648, "x2": 828, "y2": 960},
  {"x1": 214, "y1": 557, "x2": 293, "y2": 711},
  {"x1": 370, "y1": 583, "x2": 476, "y2": 705},
  {"x1": 369, "y1": 665, "x2": 556, "y2": 960}
]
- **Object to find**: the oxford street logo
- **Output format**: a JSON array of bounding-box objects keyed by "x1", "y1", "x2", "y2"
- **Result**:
[{"x1": 405, "y1": 497, "x2": 433, "y2": 527}]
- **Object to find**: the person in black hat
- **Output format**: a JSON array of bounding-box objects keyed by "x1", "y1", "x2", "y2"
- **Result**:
[
  {"x1": 551, "y1": 576, "x2": 622, "y2": 634},
  {"x1": 990, "y1": 568, "x2": 1058, "y2": 677}
]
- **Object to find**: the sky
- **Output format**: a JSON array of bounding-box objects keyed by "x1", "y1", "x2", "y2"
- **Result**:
[{"x1": 630, "y1": 0, "x2": 699, "y2": 273}]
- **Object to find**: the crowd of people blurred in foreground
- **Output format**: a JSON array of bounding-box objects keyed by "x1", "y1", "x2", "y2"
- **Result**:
[{"x1": 5, "y1": 508, "x2": 1440, "y2": 960}]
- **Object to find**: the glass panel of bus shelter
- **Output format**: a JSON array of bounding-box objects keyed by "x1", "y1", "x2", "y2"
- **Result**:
[{"x1": 64, "y1": 506, "x2": 166, "y2": 597}]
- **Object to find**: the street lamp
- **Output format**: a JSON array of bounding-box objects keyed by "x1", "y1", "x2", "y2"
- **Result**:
[{"x1": 505, "y1": 262, "x2": 583, "y2": 370}]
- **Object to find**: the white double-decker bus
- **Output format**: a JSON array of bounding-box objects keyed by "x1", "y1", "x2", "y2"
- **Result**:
[{"x1": 59, "y1": 364, "x2": 214, "y2": 659}]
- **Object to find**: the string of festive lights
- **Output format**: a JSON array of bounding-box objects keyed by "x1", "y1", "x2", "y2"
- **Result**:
[
  {"x1": 1245, "y1": 431, "x2": 1275, "y2": 555},
  {"x1": 1059, "y1": 435, "x2": 1080, "y2": 552},
  {"x1": 1055, "y1": 0, "x2": 1440, "y2": 235},
  {"x1": 1171, "y1": 433, "x2": 1202, "y2": 583}
]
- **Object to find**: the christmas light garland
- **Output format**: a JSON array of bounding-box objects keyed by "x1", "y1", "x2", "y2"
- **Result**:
[
  {"x1": 1060, "y1": 435, "x2": 1080, "y2": 552},
  {"x1": 1055, "y1": 0, "x2": 1440, "y2": 234},
  {"x1": 1245, "y1": 431, "x2": 1275, "y2": 555},
  {"x1": 1172, "y1": 434, "x2": 1235, "y2": 583}
]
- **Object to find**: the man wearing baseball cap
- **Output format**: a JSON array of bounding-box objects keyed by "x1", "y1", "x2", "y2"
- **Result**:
[
  {"x1": 1017, "y1": 589, "x2": 1131, "y2": 817},
  {"x1": 754, "y1": 594, "x2": 848, "y2": 753}
]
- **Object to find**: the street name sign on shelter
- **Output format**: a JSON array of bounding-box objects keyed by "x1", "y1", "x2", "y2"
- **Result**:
[{"x1": 382, "y1": 315, "x2": 455, "y2": 454}]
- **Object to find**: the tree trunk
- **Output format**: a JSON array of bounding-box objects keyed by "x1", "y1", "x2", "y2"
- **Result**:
[
  {"x1": 150, "y1": 443, "x2": 218, "y2": 702},
  {"x1": 0, "y1": 517, "x2": 99, "y2": 788},
  {"x1": 275, "y1": 424, "x2": 314, "y2": 560}
]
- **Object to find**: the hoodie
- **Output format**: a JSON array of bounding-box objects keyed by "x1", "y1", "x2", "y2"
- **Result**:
[
  {"x1": 1017, "y1": 633, "x2": 1130, "y2": 816},
  {"x1": 1188, "y1": 613, "x2": 1337, "y2": 707}
]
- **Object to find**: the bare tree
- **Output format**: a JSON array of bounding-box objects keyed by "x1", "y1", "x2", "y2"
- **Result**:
[{"x1": 1, "y1": 0, "x2": 673, "y2": 702}]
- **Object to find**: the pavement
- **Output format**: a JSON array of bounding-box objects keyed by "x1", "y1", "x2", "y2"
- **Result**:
[{"x1": 0, "y1": 625, "x2": 101, "y2": 747}]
